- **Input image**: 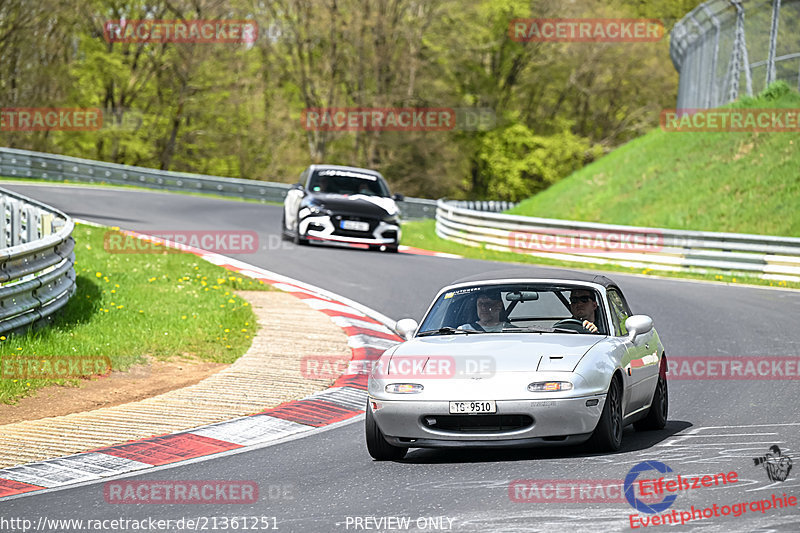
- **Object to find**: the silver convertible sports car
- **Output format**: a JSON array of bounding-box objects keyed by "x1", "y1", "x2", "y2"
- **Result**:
[{"x1": 365, "y1": 269, "x2": 668, "y2": 460}]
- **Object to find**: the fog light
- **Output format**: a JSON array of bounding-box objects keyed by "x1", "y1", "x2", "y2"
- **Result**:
[{"x1": 585, "y1": 399, "x2": 599, "y2": 407}]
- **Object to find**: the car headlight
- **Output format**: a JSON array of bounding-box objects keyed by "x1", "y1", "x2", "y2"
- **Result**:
[
  {"x1": 385, "y1": 383, "x2": 424, "y2": 394},
  {"x1": 304, "y1": 202, "x2": 329, "y2": 216},
  {"x1": 381, "y1": 215, "x2": 399, "y2": 225},
  {"x1": 527, "y1": 381, "x2": 573, "y2": 392}
]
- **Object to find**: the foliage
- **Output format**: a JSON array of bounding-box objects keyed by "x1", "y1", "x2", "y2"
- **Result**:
[{"x1": 0, "y1": 0, "x2": 707, "y2": 198}]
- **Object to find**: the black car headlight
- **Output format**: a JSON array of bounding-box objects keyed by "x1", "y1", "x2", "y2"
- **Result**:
[
  {"x1": 381, "y1": 215, "x2": 399, "y2": 225},
  {"x1": 304, "y1": 202, "x2": 330, "y2": 216}
]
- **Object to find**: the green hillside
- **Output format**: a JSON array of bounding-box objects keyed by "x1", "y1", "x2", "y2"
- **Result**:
[{"x1": 507, "y1": 82, "x2": 800, "y2": 237}]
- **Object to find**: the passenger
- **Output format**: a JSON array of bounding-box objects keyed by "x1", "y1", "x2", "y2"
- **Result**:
[{"x1": 459, "y1": 290, "x2": 510, "y2": 332}]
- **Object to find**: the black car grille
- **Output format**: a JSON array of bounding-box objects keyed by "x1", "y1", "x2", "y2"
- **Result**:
[
  {"x1": 421, "y1": 414, "x2": 534, "y2": 433},
  {"x1": 331, "y1": 215, "x2": 378, "y2": 236}
]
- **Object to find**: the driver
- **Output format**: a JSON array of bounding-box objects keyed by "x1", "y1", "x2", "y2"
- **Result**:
[
  {"x1": 459, "y1": 289, "x2": 509, "y2": 332},
  {"x1": 569, "y1": 289, "x2": 599, "y2": 333}
]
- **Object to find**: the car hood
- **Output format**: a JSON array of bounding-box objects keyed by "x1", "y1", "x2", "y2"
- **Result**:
[
  {"x1": 307, "y1": 193, "x2": 398, "y2": 217},
  {"x1": 384, "y1": 333, "x2": 603, "y2": 374}
]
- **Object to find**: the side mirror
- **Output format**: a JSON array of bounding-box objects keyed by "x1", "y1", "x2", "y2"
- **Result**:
[
  {"x1": 291, "y1": 182, "x2": 304, "y2": 190},
  {"x1": 625, "y1": 315, "x2": 653, "y2": 342},
  {"x1": 392, "y1": 193, "x2": 405, "y2": 202},
  {"x1": 394, "y1": 318, "x2": 418, "y2": 341}
]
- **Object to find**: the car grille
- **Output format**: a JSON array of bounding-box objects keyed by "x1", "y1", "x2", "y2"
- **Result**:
[
  {"x1": 331, "y1": 215, "x2": 378, "y2": 236},
  {"x1": 421, "y1": 414, "x2": 534, "y2": 433}
]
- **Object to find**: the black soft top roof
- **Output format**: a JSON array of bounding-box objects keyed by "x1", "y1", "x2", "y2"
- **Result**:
[{"x1": 450, "y1": 267, "x2": 617, "y2": 288}]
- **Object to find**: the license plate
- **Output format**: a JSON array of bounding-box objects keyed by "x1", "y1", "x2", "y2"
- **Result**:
[
  {"x1": 340, "y1": 220, "x2": 370, "y2": 231},
  {"x1": 449, "y1": 401, "x2": 496, "y2": 414}
]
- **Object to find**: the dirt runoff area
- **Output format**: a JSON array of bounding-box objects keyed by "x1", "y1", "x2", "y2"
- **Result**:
[{"x1": 0, "y1": 354, "x2": 227, "y2": 425}]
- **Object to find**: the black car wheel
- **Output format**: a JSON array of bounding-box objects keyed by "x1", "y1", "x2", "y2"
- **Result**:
[
  {"x1": 365, "y1": 403, "x2": 407, "y2": 461},
  {"x1": 293, "y1": 218, "x2": 308, "y2": 245},
  {"x1": 280, "y1": 213, "x2": 291, "y2": 241},
  {"x1": 589, "y1": 375, "x2": 623, "y2": 452},
  {"x1": 634, "y1": 363, "x2": 668, "y2": 431}
]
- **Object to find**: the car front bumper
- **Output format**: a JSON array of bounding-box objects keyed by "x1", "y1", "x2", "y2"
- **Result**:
[
  {"x1": 368, "y1": 395, "x2": 606, "y2": 446},
  {"x1": 300, "y1": 215, "x2": 400, "y2": 245}
]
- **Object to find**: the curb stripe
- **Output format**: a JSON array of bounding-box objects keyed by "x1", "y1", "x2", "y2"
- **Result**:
[
  {"x1": 260, "y1": 400, "x2": 362, "y2": 427},
  {"x1": 0, "y1": 479, "x2": 43, "y2": 497},
  {"x1": 0, "y1": 227, "x2": 401, "y2": 500},
  {"x1": 94, "y1": 433, "x2": 242, "y2": 466}
]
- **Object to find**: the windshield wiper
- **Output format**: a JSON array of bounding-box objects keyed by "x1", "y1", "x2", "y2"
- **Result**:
[
  {"x1": 551, "y1": 327, "x2": 580, "y2": 334},
  {"x1": 417, "y1": 327, "x2": 479, "y2": 337},
  {"x1": 501, "y1": 326, "x2": 554, "y2": 333}
]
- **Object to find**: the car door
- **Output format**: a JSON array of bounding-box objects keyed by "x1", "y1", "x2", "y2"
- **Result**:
[
  {"x1": 607, "y1": 288, "x2": 657, "y2": 413},
  {"x1": 284, "y1": 169, "x2": 308, "y2": 230}
]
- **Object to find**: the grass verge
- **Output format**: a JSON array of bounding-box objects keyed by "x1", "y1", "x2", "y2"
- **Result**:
[
  {"x1": 401, "y1": 219, "x2": 800, "y2": 290},
  {"x1": 507, "y1": 83, "x2": 800, "y2": 237},
  {"x1": 0, "y1": 223, "x2": 270, "y2": 404}
]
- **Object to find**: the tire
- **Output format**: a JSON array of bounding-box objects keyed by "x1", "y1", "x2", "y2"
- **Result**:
[
  {"x1": 280, "y1": 213, "x2": 291, "y2": 241},
  {"x1": 365, "y1": 403, "x2": 407, "y2": 461},
  {"x1": 634, "y1": 365, "x2": 668, "y2": 431},
  {"x1": 368, "y1": 244, "x2": 381, "y2": 251},
  {"x1": 385, "y1": 244, "x2": 399, "y2": 253},
  {"x1": 589, "y1": 375, "x2": 624, "y2": 452},
  {"x1": 293, "y1": 218, "x2": 308, "y2": 245}
]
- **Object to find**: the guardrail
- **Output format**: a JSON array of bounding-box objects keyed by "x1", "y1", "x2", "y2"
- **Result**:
[
  {"x1": 1, "y1": 188, "x2": 76, "y2": 335},
  {"x1": 436, "y1": 200, "x2": 800, "y2": 283},
  {"x1": 0, "y1": 147, "x2": 438, "y2": 220}
]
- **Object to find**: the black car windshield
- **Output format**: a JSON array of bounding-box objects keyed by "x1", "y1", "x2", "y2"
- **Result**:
[
  {"x1": 417, "y1": 283, "x2": 608, "y2": 335},
  {"x1": 308, "y1": 169, "x2": 390, "y2": 196}
]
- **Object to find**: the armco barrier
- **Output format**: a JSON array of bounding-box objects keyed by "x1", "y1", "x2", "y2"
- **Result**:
[
  {"x1": 435, "y1": 200, "x2": 800, "y2": 283},
  {"x1": 0, "y1": 147, "x2": 438, "y2": 220},
  {"x1": 0, "y1": 187, "x2": 76, "y2": 335}
]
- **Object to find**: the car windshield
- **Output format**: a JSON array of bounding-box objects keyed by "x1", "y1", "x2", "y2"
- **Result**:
[
  {"x1": 308, "y1": 169, "x2": 390, "y2": 196},
  {"x1": 417, "y1": 283, "x2": 608, "y2": 336}
]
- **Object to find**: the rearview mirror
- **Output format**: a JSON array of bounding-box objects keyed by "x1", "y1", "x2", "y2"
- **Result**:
[
  {"x1": 394, "y1": 318, "x2": 418, "y2": 341},
  {"x1": 625, "y1": 315, "x2": 653, "y2": 342},
  {"x1": 505, "y1": 291, "x2": 539, "y2": 302}
]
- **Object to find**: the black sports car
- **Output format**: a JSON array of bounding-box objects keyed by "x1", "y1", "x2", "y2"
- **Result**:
[{"x1": 281, "y1": 164, "x2": 403, "y2": 252}]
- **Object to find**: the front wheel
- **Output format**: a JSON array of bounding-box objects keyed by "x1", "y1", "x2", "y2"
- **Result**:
[
  {"x1": 365, "y1": 404, "x2": 407, "y2": 460},
  {"x1": 280, "y1": 213, "x2": 291, "y2": 241},
  {"x1": 293, "y1": 219, "x2": 308, "y2": 245},
  {"x1": 588, "y1": 375, "x2": 623, "y2": 452},
  {"x1": 634, "y1": 367, "x2": 668, "y2": 431}
]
